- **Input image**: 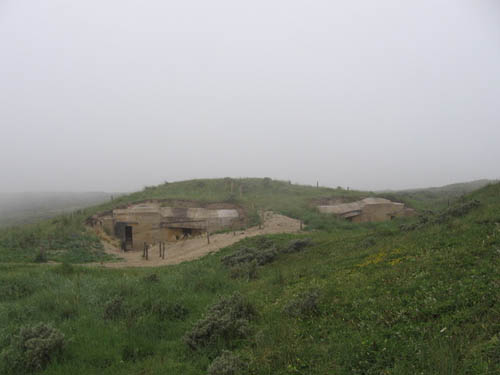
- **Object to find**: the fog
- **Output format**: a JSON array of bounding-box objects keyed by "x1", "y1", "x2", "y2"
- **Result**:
[{"x1": 1, "y1": 0, "x2": 499, "y2": 193}]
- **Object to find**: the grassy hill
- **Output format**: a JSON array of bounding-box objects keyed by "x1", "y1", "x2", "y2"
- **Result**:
[
  {"x1": 0, "y1": 179, "x2": 367, "y2": 264},
  {"x1": 0, "y1": 179, "x2": 498, "y2": 374},
  {"x1": 379, "y1": 179, "x2": 498, "y2": 211}
]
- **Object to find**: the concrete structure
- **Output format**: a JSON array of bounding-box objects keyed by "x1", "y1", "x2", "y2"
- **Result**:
[
  {"x1": 317, "y1": 198, "x2": 415, "y2": 223},
  {"x1": 89, "y1": 201, "x2": 243, "y2": 250}
]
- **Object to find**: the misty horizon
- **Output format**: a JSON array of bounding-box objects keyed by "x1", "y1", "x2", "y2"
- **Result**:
[
  {"x1": 1, "y1": 1, "x2": 499, "y2": 193},
  {"x1": 0, "y1": 176, "x2": 499, "y2": 195}
]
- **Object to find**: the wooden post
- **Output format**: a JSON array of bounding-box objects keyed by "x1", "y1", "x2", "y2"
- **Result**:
[
  {"x1": 159, "y1": 242, "x2": 162, "y2": 257},
  {"x1": 207, "y1": 231, "x2": 210, "y2": 244},
  {"x1": 145, "y1": 244, "x2": 149, "y2": 260}
]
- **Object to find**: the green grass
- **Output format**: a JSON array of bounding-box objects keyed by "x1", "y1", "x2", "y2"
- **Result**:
[
  {"x1": 379, "y1": 179, "x2": 498, "y2": 211},
  {"x1": 0, "y1": 180, "x2": 499, "y2": 374},
  {"x1": 0, "y1": 178, "x2": 367, "y2": 264}
]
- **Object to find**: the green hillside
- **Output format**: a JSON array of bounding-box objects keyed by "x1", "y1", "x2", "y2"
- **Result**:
[
  {"x1": 0, "y1": 178, "x2": 367, "y2": 264},
  {"x1": 380, "y1": 179, "x2": 498, "y2": 211},
  {"x1": 0, "y1": 180, "x2": 499, "y2": 374}
]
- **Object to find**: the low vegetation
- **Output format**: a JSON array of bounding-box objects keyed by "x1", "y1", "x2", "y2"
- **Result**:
[
  {"x1": 1, "y1": 323, "x2": 65, "y2": 374},
  {"x1": 0, "y1": 178, "x2": 365, "y2": 264},
  {"x1": 0, "y1": 178, "x2": 498, "y2": 374}
]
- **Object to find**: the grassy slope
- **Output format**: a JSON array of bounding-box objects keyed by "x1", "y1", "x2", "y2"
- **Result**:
[
  {"x1": 0, "y1": 180, "x2": 499, "y2": 374},
  {"x1": 0, "y1": 178, "x2": 366, "y2": 263},
  {"x1": 380, "y1": 179, "x2": 498, "y2": 211}
]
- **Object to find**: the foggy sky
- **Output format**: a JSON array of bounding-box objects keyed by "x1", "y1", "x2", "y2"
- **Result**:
[{"x1": 1, "y1": 0, "x2": 499, "y2": 193}]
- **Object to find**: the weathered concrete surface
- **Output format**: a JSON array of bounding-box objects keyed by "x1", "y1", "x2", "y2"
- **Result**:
[
  {"x1": 89, "y1": 201, "x2": 243, "y2": 250},
  {"x1": 95, "y1": 212, "x2": 301, "y2": 268},
  {"x1": 318, "y1": 197, "x2": 415, "y2": 222}
]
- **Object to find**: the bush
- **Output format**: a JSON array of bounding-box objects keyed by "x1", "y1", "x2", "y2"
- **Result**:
[
  {"x1": 0, "y1": 323, "x2": 65, "y2": 374},
  {"x1": 103, "y1": 296, "x2": 125, "y2": 320},
  {"x1": 221, "y1": 247, "x2": 277, "y2": 267},
  {"x1": 437, "y1": 199, "x2": 480, "y2": 222},
  {"x1": 33, "y1": 250, "x2": 47, "y2": 263},
  {"x1": 207, "y1": 350, "x2": 248, "y2": 375},
  {"x1": 401, "y1": 200, "x2": 481, "y2": 232},
  {"x1": 53, "y1": 262, "x2": 74, "y2": 276},
  {"x1": 184, "y1": 293, "x2": 256, "y2": 351},
  {"x1": 0, "y1": 280, "x2": 34, "y2": 301},
  {"x1": 229, "y1": 261, "x2": 258, "y2": 281},
  {"x1": 282, "y1": 238, "x2": 312, "y2": 254},
  {"x1": 284, "y1": 289, "x2": 320, "y2": 318}
]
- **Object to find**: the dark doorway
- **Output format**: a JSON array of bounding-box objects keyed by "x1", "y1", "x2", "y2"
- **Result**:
[
  {"x1": 125, "y1": 226, "x2": 133, "y2": 249},
  {"x1": 182, "y1": 228, "x2": 193, "y2": 239}
]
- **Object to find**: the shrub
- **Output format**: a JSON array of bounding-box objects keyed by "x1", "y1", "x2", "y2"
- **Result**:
[
  {"x1": 33, "y1": 250, "x2": 47, "y2": 263},
  {"x1": 207, "y1": 350, "x2": 248, "y2": 375},
  {"x1": 437, "y1": 199, "x2": 480, "y2": 222},
  {"x1": 222, "y1": 247, "x2": 277, "y2": 267},
  {"x1": 229, "y1": 261, "x2": 258, "y2": 281},
  {"x1": 0, "y1": 323, "x2": 65, "y2": 374},
  {"x1": 184, "y1": 293, "x2": 256, "y2": 351},
  {"x1": 401, "y1": 200, "x2": 481, "y2": 231},
  {"x1": 284, "y1": 289, "x2": 320, "y2": 318},
  {"x1": 254, "y1": 237, "x2": 274, "y2": 249},
  {"x1": 103, "y1": 296, "x2": 125, "y2": 320},
  {"x1": 282, "y1": 238, "x2": 312, "y2": 254},
  {"x1": 0, "y1": 280, "x2": 34, "y2": 301},
  {"x1": 53, "y1": 262, "x2": 74, "y2": 276}
]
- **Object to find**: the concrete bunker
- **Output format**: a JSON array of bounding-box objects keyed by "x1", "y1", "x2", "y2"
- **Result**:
[
  {"x1": 89, "y1": 201, "x2": 244, "y2": 251},
  {"x1": 317, "y1": 197, "x2": 415, "y2": 223}
]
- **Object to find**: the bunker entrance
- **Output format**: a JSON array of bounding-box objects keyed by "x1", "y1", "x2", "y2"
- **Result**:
[
  {"x1": 169, "y1": 226, "x2": 203, "y2": 240},
  {"x1": 125, "y1": 226, "x2": 133, "y2": 249}
]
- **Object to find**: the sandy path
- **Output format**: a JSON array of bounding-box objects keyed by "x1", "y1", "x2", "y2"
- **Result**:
[{"x1": 99, "y1": 212, "x2": 301, "y2": 268}]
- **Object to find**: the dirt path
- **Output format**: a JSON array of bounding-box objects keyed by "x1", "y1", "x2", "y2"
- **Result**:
[{"x1": 98, "y1": 212, "x2": 301, "y2": 268}]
